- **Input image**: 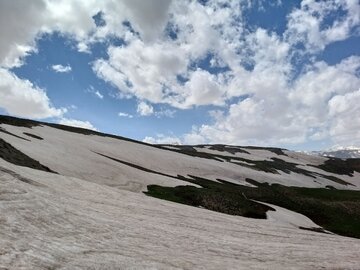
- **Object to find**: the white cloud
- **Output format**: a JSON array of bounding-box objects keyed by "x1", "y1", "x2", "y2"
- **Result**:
[
  {"x1": 0, "y1": 0, "x2": 101, "y2": 68},
  {"x1": 1, "y1": 0, "x2": 359, "y2": 148},
  {"x1": 0, "y1": 68, "x2": 66, "y2": 119},
  {"x1": 183, "y1": 56, "x2": 360, "y2": 147},
  {"x1": 92, "y1": 1, "x2": 244, "y2": 109},
  {"x1": 86, "y1": 85, "x2": 104, "y2": 99},
  {"x1": 59, "y1": 118, "x2": 97, "y2": 131},
  {"x1": 0, "y1": 0, "x2": 44, "y2": 68},
  {"x1": 51, "y1": 64, "x2": 72, "y2": 73},
  {"x1": 119, "y1": 0, "x2": 172, "y2": 42},
  {"x1": 137, "y1": 101, "x2": 154, "y2": 116},
  {"x1": 155, "y1": 108, "x2": 176, "y2": 118},
  {"x1": 0, "y1": 0, "x2": 174, "y2": 67},
  {"x1": 328, "y1": 89, "x2": 360, "y2": 146},
  {"x1": 118, "y1": 112, "x2": 133, "y2": 118},
  {"x1": 285, "y1": 0, "x2": 360, "y2": 52},
  {"x1": 93, "y1": 40, "x2": 188, "y2": 105},
  {"x1": 143, "y1": 134, "x2": 181, "y2": 145}
]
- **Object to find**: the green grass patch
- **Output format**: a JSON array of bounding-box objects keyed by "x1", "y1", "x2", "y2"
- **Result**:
[
  {"x1": 313, "y1": 158, "x2": 360, "y2": 176},
  {"x1": 145, "y1": 177, "x2": 360, "y2": 239},
  {"x1": 146, "y1": 176, "x2": 274, "y2": 219}
]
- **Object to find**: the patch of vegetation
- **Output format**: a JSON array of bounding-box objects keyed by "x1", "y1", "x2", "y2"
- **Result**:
[
  {"x1": 159, "y1": 144, "x2": 351, "y2": 186},
  {"x1": 23, "y1": 132, "x2": 44, "y2": 140},
  {"x1": 314, "y1": 158, "x2": 360, "y2": 176},
  {"x1": 247, "y1": 158, "x2": 353, "y2": 186},
  {"x1": 0, "y1": 138, "x2": 56, "y2": 173},
  {"x1": 0, "y1": 115, "x2": 39, "y2": 128},
  {"x1": 198, "y1": 144, "x2": 250, "y2": 154},
  {"x1": 161, "y1": 146, "x2": 226, "y2": 162},
  {"x1": 146, "y1": 177, "x2": 360, "y2": 239},
  {"x1": 146, "y1": 176, "x2": 274, "y2": 219}
]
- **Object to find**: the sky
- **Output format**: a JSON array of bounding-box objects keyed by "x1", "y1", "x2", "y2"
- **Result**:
[{"x1": 0, "y1": 0, "x2": 359, "y2": 151}]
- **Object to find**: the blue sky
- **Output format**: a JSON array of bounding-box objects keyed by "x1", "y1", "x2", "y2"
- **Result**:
[{"x1": 0, "y1": 0, "x2": 359, "y2": 151}]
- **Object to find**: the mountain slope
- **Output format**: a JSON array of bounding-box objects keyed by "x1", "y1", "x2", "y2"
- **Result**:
[
  {"x1": 1, "y1": 115, "x2": 360, "y2": 269},
  {"x1": 2, "y1": 159, "x2": 360, "y2": 269},
  {"x1": 1, "y1": 115, "x2": 359, "y2": 190},
  {"x1": 314, "y1": 147, "x2": 360, "y2": 159}
]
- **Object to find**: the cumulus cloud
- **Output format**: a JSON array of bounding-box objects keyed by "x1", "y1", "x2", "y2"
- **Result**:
[
  {"x1": 51, "y1": 64, "x2": 72, "y2": 73},
  {"x1": 285, "y1": 0, "x2": 360, "y2": 52},
  {"x1": 59, "y1": 118, "x2": 97, "y2": 131},
  {"x1": 137, "y1": 101, "x2": 154, "y2": 116},
  {"x1": 0, "y1": 0, "x2": 102, "y2": 68},
  {"x1": 93, "y1": 40, "x2": 188, "y2": 104},
  {"x1": 119, "y1": 0, "x2": 172, "y2": 42},
  {"x1": 0, "y1": 0, "x2": 96, "y2": 119},
  {"x1": 183, "y1": 56, "x2": 360, "y2": 147},
  {"x1": 0, "y1": 0, "x2": 44, "y2": 68},
  {"x1": 0, "y1": 68, "x2": 66, "y2": 119},
  {"x1": 1, "y1": 0, "x2": 359, "y2": 147},
  {"x1": 328, "y1": 89, "x2": 360, "y2": 146}
]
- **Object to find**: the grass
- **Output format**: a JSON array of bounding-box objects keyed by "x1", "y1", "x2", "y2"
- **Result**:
[
  {"x1": 2, "y1": 115, "x2": 359, "y2": 238},
  {"x1": 96, "y1": 152, "x2": 360, "y2": 238},
  {"x1": 313, "y1": 158, "x2": 360, "y2": 176},
  {"x1": 159, "y1": 143, "x2": 352, "y2": 186},
  {"x1": 145, "y1": 176, "x2": 274, "y2": 219},
  {"x1": 145, "y1": 177, "x2": 360, "y2": 239}
]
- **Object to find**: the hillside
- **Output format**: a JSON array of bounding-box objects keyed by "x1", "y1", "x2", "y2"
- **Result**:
[{"x1": 1, "y1": 115, "x2": 360, "y2": 269}]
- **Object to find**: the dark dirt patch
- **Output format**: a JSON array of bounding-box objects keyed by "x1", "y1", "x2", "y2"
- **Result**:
[
  {"x1": 299, "y1": 226, "x2": 331, "y2": 234},
  {"x1": 23, "y1": 132, "x2": 43, "y2": 140},
  {"x1": 0, "y1": 138, "x2": 56, "y2": 173},
  {"x1": 0, "y1": 167, "x2": 46, "y2": 187},
  {"x1": 95, "y1": 151, "x2": 179, "y2": 180},
  {"x1": 0, "y1": 127, "x2": 30, "y2": 141}
]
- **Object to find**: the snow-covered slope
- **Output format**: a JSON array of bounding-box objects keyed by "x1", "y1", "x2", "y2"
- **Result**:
[
  {"x1": 0, "y1": 117, "x2": 359, "y2": 190},
  {"x1": 1, "y1": 115, "x2": 360, "y2": 269},
  {"x1": 1, "y1": 159, "x2": 360, "y2": 269},
  {"x1": 314, "y1": 147, "x2": 360, "y2": 159}
]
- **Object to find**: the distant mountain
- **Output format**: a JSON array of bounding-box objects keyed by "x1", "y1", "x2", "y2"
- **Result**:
[{"x1": 314, "y1": 147, "x2": 360, "y2": 159}]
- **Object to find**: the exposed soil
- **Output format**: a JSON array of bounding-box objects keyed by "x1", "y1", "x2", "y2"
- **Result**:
[{"x1": 23, "y1": 132, "x2": 44, "y2": 140}]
